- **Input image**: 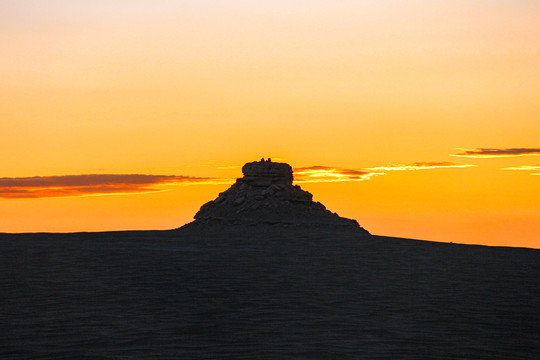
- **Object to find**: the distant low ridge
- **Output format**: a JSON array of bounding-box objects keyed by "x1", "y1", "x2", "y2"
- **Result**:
[{"x1": 180, "y1": 158, "x2": 370, "y2": 234}]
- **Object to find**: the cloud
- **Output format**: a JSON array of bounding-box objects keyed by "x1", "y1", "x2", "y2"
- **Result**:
[
  {"x1": 293, "y1": 161, "x2": 475, "y2": 183},
  {"x1": 501, "y1": 165, "x2": 540, "y2": 176},
  {"x1": 452, "y1": 148, "x2": 540, "y2": 158},
  {"x1": 368, "y1": 161, "x2": 476, "y2": 171},
  {"x1": 1, "y1": 161, "x2": 479, "y2": 198},
  {"x1": 0, "y1": 174, "x2": 230, "y2": 199},
  {"x1": 293, "y1": 166, "x2": 384, "y2": 183},
  {"x1": 501, "y1": 165, "x2": 540, "y2": 171}
]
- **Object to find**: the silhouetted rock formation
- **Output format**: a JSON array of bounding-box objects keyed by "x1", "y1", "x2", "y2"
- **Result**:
[
  {"x1": 181, "y1": 158, "x2": 370, "y2": 234},
  {"x1": 242, "y1": 158, "x2": 293, "y2": 186}
]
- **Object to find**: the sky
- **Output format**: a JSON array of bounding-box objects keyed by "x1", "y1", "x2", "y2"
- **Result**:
[{"x1": 1, "y1": 0, "x2": 539, "y2": 248}]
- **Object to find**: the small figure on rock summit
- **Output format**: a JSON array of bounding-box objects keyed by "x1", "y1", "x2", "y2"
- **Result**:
[{"x1": 181, "y1": 158, "x2": 370, "y2": 234}]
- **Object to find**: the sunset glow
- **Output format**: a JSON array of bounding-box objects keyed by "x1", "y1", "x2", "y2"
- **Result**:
[
  {"x1": 367, "y1": 162, "x2": 476, "y2": 171},
  {"x1": 1, "y1": 1, "x2": 539, "y2": 248},
  {"x1": 293, "y1": 167, "x2": 384, "y2": 183}
]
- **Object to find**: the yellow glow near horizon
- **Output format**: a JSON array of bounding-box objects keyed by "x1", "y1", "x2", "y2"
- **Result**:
[{"x1": 1, "y1": 1, "x2": 539, "y2": 248}]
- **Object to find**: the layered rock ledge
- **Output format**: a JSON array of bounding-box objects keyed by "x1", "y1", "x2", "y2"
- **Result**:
[{"x1": 180, "y1": 158, "x2": 370, "y2": 234}]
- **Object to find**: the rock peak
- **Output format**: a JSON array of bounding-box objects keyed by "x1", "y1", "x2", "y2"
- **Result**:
[
  {"x1": 241, "y1": 158, "x2": 293, "y2": 186},
  {"x1": 180, "y1": 159, "x2": 370, "y2": 234}
]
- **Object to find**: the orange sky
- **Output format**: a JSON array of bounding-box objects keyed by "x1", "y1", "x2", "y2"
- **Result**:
[{"x1": 1, "y1": 1, "x2": 539, "y2": 248}]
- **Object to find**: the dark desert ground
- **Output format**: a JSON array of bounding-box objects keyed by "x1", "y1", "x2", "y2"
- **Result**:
[
  {"x1": 2, "y1": 228, "x2": 539, "y2": 359},
  {"x1": 2, "y1": 161, "x2": 539, "y2": 359}
]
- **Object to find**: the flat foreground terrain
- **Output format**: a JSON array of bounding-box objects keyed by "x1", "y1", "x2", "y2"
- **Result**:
[{"x1": 2, "y1": 230, "x2": 539, "y2": 359}]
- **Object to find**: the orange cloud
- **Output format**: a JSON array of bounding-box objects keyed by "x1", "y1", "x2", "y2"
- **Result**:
[
  {"x1": 293, "y1": 166, "x2": 384, "y2": 183},
  {"x1": 0, "y1": 174, "x2": 229, "y2": 199},
  {"x1": 452, "y1": 148, "x2": 540, "y2": 158},
  {"x1": 368, "y1": 161, "x2": 476, "y2": 171}
]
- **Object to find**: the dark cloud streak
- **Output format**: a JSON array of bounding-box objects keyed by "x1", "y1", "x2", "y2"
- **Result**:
[
  {"x1": 453, "y1": 148, "x2": 540, "y2": 158},
  {"x1": 0, "y1": 174, "x2": 227, "y2": 199}
]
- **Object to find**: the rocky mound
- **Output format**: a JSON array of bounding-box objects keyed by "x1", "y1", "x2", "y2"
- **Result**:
[{"x1": 180, "y1": 158, "x2": 370, "y2": 234}]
